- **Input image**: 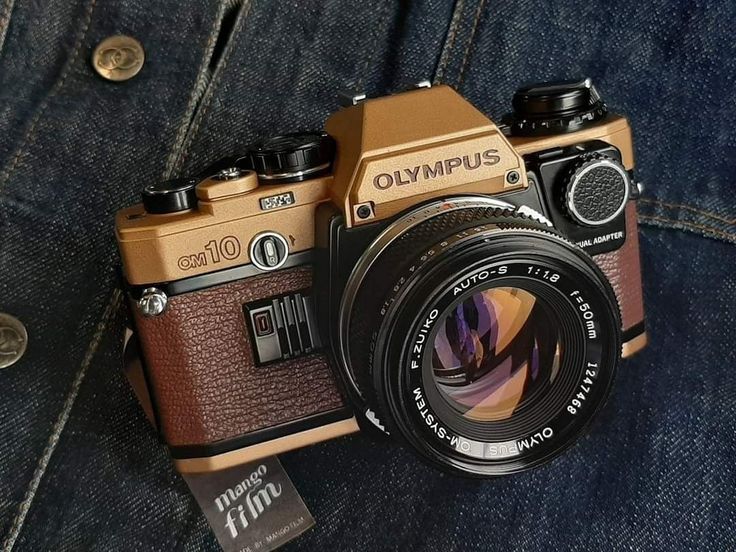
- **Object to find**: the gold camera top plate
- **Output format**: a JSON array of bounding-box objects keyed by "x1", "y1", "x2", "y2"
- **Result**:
[{"x1": 116, "y1": 85, "x2": 634, "y2": 285}]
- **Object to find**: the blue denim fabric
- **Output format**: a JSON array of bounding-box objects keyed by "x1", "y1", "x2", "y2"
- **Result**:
[{"x1": 0, "y1": 0, "x2": 734, "y2": 550}]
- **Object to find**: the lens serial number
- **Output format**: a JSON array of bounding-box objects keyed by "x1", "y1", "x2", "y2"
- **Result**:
[{"x1": 567, "y1": 363, "x2": 598, "y2": 415}]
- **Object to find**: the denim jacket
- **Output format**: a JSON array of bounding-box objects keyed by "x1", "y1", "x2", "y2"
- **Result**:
[{"x1": 1, "y1": 1, "x2": 734, "y2": 550}]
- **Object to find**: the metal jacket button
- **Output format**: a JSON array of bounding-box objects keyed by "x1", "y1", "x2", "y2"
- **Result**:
[
  {"x1": 92, "y1": 35, "x2": 145, "y2": 82},
  {"x1": 0, "y1": 313, "x2": 28, "y2": 369}
]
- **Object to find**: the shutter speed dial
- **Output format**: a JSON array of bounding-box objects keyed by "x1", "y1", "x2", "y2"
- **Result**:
[
  {"x1": 563, "y1": 155, "x2": 630, "y2": 227},
  {"x1": 505, "y1": 78, "x2": 608, "y2": 137},
  {"x1": 245, "y1": 132, "x2": 335, "y2": 183}
]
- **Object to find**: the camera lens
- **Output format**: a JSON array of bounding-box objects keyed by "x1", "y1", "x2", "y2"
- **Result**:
[
  {"x1": 432, "y1": 286, "x2": 562, "y2": 423},
  {"x1": 338, "y1": 197, "x2": 621, "y2": 477}
]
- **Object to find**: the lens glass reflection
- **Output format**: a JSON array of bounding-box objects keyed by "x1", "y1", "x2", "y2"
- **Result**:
[{"x1": 432, "y1": 287, "x2": 562, "y2": 422}]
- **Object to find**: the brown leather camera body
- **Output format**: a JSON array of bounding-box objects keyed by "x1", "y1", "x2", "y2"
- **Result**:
[{"x1": 116, "y1": 83, "x2": 646, "y2": 474}]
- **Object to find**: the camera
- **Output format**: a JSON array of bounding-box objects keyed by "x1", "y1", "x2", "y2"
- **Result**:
[{"x1": 116, "y1": 79, "x2": 646, "y2": 477}]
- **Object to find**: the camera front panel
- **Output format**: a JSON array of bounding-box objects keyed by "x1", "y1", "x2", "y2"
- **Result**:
[{"x1": 129, "y1": 262, "x2": 356, "y2": 473}]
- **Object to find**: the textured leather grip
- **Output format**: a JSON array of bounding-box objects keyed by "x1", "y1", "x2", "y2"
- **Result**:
[
  {"x1": 132, "y1": 265, "x2": 346, "y2": 448},
  {"x1": 593, "y1": 201, "x2": 645, "y2": 334}
]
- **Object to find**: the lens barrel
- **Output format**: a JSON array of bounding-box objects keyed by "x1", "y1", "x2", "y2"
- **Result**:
[{"x1": 339, "y1": 198, "x2": 621, "y2": 477}]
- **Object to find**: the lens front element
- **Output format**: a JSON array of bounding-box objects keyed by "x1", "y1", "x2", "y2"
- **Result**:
[{"x1": 432, "y1": 287, "x2": 562, "y2": 423}]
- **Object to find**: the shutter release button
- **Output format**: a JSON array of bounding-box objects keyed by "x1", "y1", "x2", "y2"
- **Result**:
[{"x1": 250, "y1": 232, "x2": 289, "y2": 271}]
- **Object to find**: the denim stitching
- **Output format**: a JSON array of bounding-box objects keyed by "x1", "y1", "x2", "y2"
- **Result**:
[
  {"x1": 639, "y1": 214, "x2": 736, "y2": 243},
  {"x1": 163, "y1": 2, "x2": 235, "y2": 180},
  {"x1": 0, "y1": 0, "x2": 16, "y2": 58},
  {"x1": 455, "y1": 0, "x2": 486, "y2": 87},
  {"x1": 169, "y1": 0, "x2": 254, "y2": 176},
  {"x1": 433, "y1": 0, "x2": 465, "y2": 83},
  {"x1": 2, "y1": 289, "x2": 122, "y2": 551},
  {"x1": 639, "y1": 197, "x2": 736, "y2": 226},
  {"x1": 0, "y1": 0, "x2": 98, "y2": 190}
]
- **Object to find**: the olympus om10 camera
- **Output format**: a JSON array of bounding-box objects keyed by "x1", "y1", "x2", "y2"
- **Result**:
[{"x1": 116, "y1": 79, "x2": 647, "y2": 477}]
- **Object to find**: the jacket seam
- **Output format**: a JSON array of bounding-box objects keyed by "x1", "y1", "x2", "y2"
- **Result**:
[
  {"x1": 167, "y1": 0, "x2": 254, "y2": 177},
  {"x1": 455, "y1": 0, "x2": 486, "y2": 87},
  {"x1": 0, "y1": 0, "x2": 98, "y2": 191},
  {"x1": 639, "y1": 197, "x2": 736, "y2": 226},
  {"x1": 162, "y1": 1, "x2": 239, "y2": 180},
  {"x1": 2, "y1": 289, "x2": 122, "y2": 551},
  {"x1": 639, "y1": 213, "x2": 736, "y2": 244},
  {"x1": 433, "y1": 0, "x2": 465, "y2": 83}
]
